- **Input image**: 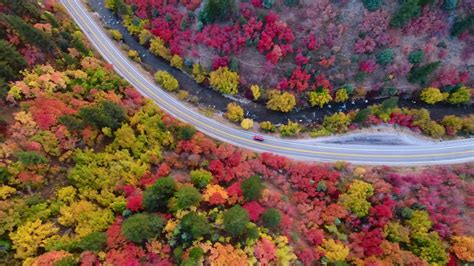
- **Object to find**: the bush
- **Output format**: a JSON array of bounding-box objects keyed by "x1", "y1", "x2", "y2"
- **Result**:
[
  {"x1": 190, "y1": 169, "x2": 213, "y2": 189},
  {"x1": 353, "y1": 108, "x2": 371, "y2": 123},
  {"x1": 170, "y1": 186, "x2": 202, "y2": 211},
  {"x1": 241, "y1": 176, "x2": 264, "y2": 201},
  {"x1": 76, "y1": 232, "x2": 106, "y2": 252},
  {"x1": 121, "y1": 213, "x2": 164, "y2": 243},
  {"x1": 408, "y1": 50, "x2": 424, "y2": 64},
  {"x1": 362, "y1": 0, "x2": 383, "y2": 11},
  {"x1": 154, "y1": 71, "x2": 179, "y2": 92},
  {"x1": 142, "y1": 177, "x2": 177, "y2": 212},
  {"x1": 260, "y1": 121, "x2": 276, "y2": 132},
  {"x1": 180, "y1": 212, "x2": 210, "y2": 240},
  {"x1": 376, "y1": 49, "x2": 394, "y2": 66},
  {"x1": 279, "y1": 120, "x2": 302, "y2": 137},
  {"x1": 223, "y1": 205, "x2": 249, "y2": 237},
  {"x1": 177, "y1": 125, "x2": 197, "y2": 140},
  {"x1": 261, "y1": 208, "x2": 281, "y2": 230}
]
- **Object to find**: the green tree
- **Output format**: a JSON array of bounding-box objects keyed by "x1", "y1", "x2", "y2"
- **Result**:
[
  {"x1": 121, "y1": 213, "x2": 164, "y2": 243},
  {"x1": 180, "y1": 212, "x2": 210, "y2": 240},
  {"x1": 376, "y1": 49, "x2": 394, "y2": 66},
  {"x1": 223, "y1": 205, "x2": 249, "y2": 238},
  {"x1": 169, "y1": 186, "x2": 202, "y2": 211},
  {"x1": 1, "y1": 14, "x2": 55, "y2": 53},
  {"x1": 407, "y1": 62, "x2": 440, "y2": 85},
  {"x1": 362, "y1": 0, "x2": 383, "y2": 11},
  {"x1": 450, "y1": 14, "x2": 474, "y2": 37},
  {"x1": 390, "y1": 0, "x2": 421, "y2": 28},
  {"x1": 0, "y1": 40, "x2": 27, "y2": 83},
  {"x1": 76, "y1": 232, "x2": 107, "y2": 252},
  {"x1": 142, "y1": 177, "x2": 177, "y2": 212},
  {"x1": 408, "y1": 50, "x2": 424, "y2": 64},
  {"x1": 15, "y1": 151, "x2": 49, "y2": 166},
  {"x1": 241, "y1": 176, "x2": 264, "y2": 202},
  {"x1": 79, "y1": 101, "x2": 127, "y2": 131},
  {"x1": 190, "y1": 169, "x2": 213, "y2": 189},
  {"x1": 199, "y1": 0, "x2": 235, "y2": 24},
  {"x1": 261, "y1": 208, "x2": 281, "y2": 230}
]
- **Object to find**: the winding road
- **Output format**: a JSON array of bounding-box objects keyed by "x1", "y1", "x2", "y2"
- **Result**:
[{"x1": 61, "y1": 0, "x2": 474, "y2": 165}]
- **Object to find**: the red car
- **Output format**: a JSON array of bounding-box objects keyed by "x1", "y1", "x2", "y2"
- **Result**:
[{"x1": 253, "y1": 135, "x2": 264, "y2": 141}]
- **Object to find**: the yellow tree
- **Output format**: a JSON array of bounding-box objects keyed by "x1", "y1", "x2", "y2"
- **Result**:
[
  {"x1": 266, "y1": 90, "x2": 296, "y2": 112},
  {"x1": 149, "y1": 37, "x2": 171, "y2": 60},
  {"x1": 9, "y1": 219, "x2": 59, "y2": 259},
  {"x1": 170, "y1": 54, "x2": 184, "y2": 69},
  {"x1": 420, "y1": 87, "x2": 447, "y2": 104},
  {"x1": 318, "y1": 239, "x2": 349, "y2": 263},
  {"x1": 241, "y1": 118, "x2": 254, "y2": 130},
  {"x1": 448, "y1": 86, "x2": 471, "y2": 104},
  {"x1": 192, "y1": 63, "x2": 207, "y2": 84},
  {"x1": 308, "y1": 89, "x2": 332, "y2": 108},
  {"x1": 154, "y1": 71, "x2": 179, "y2": 92},
  {"x1": 335, "y1": 89, "x2": 349, "y2": 103},
  {"x1": 225, "y1": 103, "x2": 244, "y2": 122},
  {"x1": 250, "y1": 85, "x2": 261, "y2": 100},
  {"x1": 209, "y1": 67, "x2": 239, "y2": 95}
]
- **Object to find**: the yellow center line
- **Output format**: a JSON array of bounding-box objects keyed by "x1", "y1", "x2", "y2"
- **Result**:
[{"x1": 68, "y1": 2, "x2": 474, "y2": 160}]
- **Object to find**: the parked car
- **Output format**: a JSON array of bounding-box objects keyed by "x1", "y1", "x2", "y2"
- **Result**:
[{"x1": 253, "y1": 135, "x2": 264, "y2": 142}]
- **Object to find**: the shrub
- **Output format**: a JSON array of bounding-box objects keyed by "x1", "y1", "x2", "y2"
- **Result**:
[
  {"x1": 223, "y1": 205, "x2": 249, "y2": 237},
  {"x1": 76, "y1": 232, "x2": 106, "y2": 252},
  {"x1": 407, "y1": 62, "x2": 441, "y2": 85},
  {"x1": 170, "y1": 186, "x2": 202, "y2": 211},
  {"x1": 308, "y1": 89, "x2": 332, "y2": 108},
  {"x1": 127, "y1": 50, "x2": 141, "y2": 62},
  {"x1": 225, "y1": 103, "x2": 244, "y2": 122},
  {"x1": 448, "y1": 86, "x2": 471, "y2": 104},
  {"x1": 241, "y1": 119, "x2": 254, "y2": 130},
  {"x1": 420, "y1": 87, "x2": 448, "y2": 104},
  {"x1": 376, "y1": 49, "x2": 394, "y2": 66},
  {"x1": 154, "y1": 71, "x2": 179, "y2": 92},
  {"x1": 241, "y1": 176, "x2": 264, "y2": 201},
  {"x1": 180, "y1": 212, "x2": 210, "y2": 240},
  {"x1": 362, "y1": 0, "x2": 383, "y2": 11},
  {"x1": 261, "y1": 208, "x2": 281, "y2": 230},
  {"x1": 142, "y1": 177, "x2": 177, "y2": 212},
  {"x1": 121, "y1": 213, "x2": 164, "y2": 243},
  {"x1": 190, "y1": 169, "x2": 213, "y2": 189},
  {"x1": 408, "y1": 50, "x2": 424, "y2": 64},
  {"x1": 260, "y1": 121, "x2": 276, "y2": 132},
  {"x1": 209, "y1": 67, "x2": 239, "y2": 95},
  {"x1": 279, "y1": 120, "x2": 302, "y2": 137},
  {"x1": 354, "y1": 108, "x2": 372, "y2": 123}
]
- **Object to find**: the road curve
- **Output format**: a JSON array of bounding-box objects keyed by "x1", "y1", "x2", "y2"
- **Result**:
[{"x1": 61, "y1": 0, "x2": 474, "y2": 165}]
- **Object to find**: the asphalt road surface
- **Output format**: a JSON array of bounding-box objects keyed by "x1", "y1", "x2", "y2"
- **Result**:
[{"x1": 61, "y1": 0, "x2": 474, "y2": 165}]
